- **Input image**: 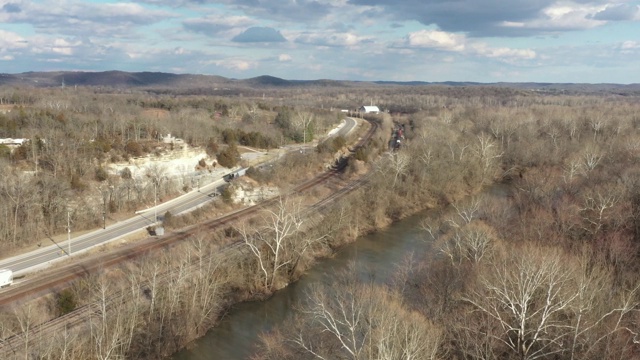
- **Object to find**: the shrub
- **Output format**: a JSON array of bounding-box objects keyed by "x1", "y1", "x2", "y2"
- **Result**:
[
  {"x1": 109, "y1": 199, "x2": 117, "y2": 213},
  {"x1": 317, "y1": 136, "x2": 347, "y2": 154},
  {"x1": 95, "y1": 167, "x2": 108, "y2": 182},
  {"x1": 56, "y1": 289, "x2": 77, "y2": 316},
  {"x1": 221, "y1": 185, "x2": 235, "y2": 204},
  {"x1": 217, "y1": 143, "x2": 241, "y2": 168},
  {"x1": 206, "y1": 138, "x2": 219, "y2": 157},
  {"x1": 332, "y1": 136, "x2": 346, "y2": 151},
  {"x1": 246, "y1": 165, "x2": 274, "y2": 184},
  {"x1": 0, "y1": 144, "x2": 10, "y2": 159},
  {"x1": 163, "y1": 211, "x2": 173, "y2": 228},
  {"x1": 120, "y1": 167, "x2": 132, "y2": 180},
  {"x1": 316, "y1": 141, "x2": 332, "y2": 154},
  {"x1": 124, "y1": 141, "x2": 143, "y2": 157},
  {"x1": 354, "y1": 147, "x2": 368, "y2": 162},
  {"x1": 70, "y1": 174, "x2": 86, "y2": 191}
]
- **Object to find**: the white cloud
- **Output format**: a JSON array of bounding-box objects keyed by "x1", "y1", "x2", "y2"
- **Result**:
[
  {"x1": 1, "y1": 0, "x2": 174, "y2": 38},
  {"x1": 497, "y1": 1, "x2": 609, "y2": 33},
  {"x1": 294, "y1": 31, "x2": 374, "y2": 47},
  {"x1": 532, "y1": 2, "x2": 607, "y2": 30},
  {"x1": 279, "y1": 54, "x2": 292, "y2": 62},
  {"x1": 215, "y1": 59, "x2": 257, "y2": 71},
  {"x1": 471, "y1": 44, "x2": 536, "y2": 60},
  {"x1": 403, "y1": 29, "x2": 536, "y2": 62},
  {"x1": 183, "y1": 14, "x2": 255, "y2": 37},
  {"x1": 173, "y1": 47, "x2": 189, "y2": 55},
  {"x1": 0, "y1": 29, "x2": 28, "y2": 49},
  {"x1": 406, "y1": 30, "x2": 465, "y2": 51},
  {"x1": 619, "y1": 40, "x2": 639, "y2": 54},
  {"x1": 52, "y1": 47, "x2": 73, "y2": 55}
]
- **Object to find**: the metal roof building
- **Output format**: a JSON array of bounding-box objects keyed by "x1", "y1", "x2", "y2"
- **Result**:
[{"x1": 359, "y1": 106, "x2": 380, "y2": 114}]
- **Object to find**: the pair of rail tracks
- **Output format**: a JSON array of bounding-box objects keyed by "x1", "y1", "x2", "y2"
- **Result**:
[{"x1": 0, "y1": 119, "x2": 379, "y2": 357}]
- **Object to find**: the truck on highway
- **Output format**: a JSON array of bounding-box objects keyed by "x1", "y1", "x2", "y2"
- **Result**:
[
  {"x1": 223, "y1": 168, "x2": 247, "y2": 182},
  {"x1": 0, "y1": 269, "x2": 13, "y2": 288}
]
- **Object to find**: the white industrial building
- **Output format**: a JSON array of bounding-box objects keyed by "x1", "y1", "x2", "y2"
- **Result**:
[{"x1": 359, "y1": 105, "x2": 380, "y2": 114}]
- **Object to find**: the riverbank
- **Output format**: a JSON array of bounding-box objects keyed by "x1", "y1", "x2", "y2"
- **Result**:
[
  {"x1": 173, "y1": 211, "x2": 432, "y2": 359},
  {"x1": 166, "y1": 152, "x2": 488, "y2": 358}
]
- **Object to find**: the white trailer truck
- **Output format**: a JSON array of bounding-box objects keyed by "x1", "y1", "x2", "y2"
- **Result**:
[{"x1": 0, "y1": 269, "x2": 13, "y2": 288}]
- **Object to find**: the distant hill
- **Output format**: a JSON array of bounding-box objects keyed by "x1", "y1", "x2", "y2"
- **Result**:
[
  {"x1": 0, "y1": 71, "x2": 638, "y2": 95},
  {"x1": 242, "y1": 75, "x2": 293, "y2": 87},
  {"x1": 0, "y1": 71, "x2": 232, "y2": 89}
]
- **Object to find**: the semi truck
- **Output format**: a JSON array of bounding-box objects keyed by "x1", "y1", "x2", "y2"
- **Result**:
[
  {"x1": 223, "y1": 168, "x2": 247, "y2": 182},
  {"x1": 0, "y1": 269, "x2": 13, "y2": 288}
]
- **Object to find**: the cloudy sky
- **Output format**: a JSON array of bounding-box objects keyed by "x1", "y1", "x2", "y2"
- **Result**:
[{"x1": 1, "y1": 0, "x2": 639, "y2": 83}]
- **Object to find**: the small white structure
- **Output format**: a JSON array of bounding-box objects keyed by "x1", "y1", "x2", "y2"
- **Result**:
[
  {"x1": 0, "y1": 269, "x2": 13, "y2": 287},
  {"x1": 359, "y1": 106, "x2": 380, "y2": 114},
  {"x1": 162, "y1": 133, "x2": 185, "y2": 145},
  {"x1": 0, "y1": 138, "x2": 27, "y2": 153},
  {"x1": 0, "y1": 138, "x2": 27, "y2": 146}
]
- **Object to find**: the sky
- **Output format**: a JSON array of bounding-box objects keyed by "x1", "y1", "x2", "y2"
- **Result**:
[{"x1": 0, "y1": 0, "x2": 639, "y2": 83}]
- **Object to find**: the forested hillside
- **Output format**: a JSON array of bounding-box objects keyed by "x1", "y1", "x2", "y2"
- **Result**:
[
  {"x1": 0, "y1": 86, "x2": 341, "y2": 254},
  {"x1": 1, "y1": 82, "x2": 639, "y2": 359}
]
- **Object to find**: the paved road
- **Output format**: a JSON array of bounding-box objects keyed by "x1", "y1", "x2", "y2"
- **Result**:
[
  {"x1": 334, "y1": 117, "x2": 358, "y2": 138},
  {"x1": 0, "y1": 178, "x2": 227, "y2": 277},
  {"x1": 0, "y1": 117, "x2": 359, "y2": 278}
]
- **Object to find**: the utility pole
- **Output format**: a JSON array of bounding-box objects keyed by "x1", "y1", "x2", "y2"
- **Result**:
[
  {"x1": 154, "y1": 181, "x2": 158, "y2": 224},
  {"x1": 297, "y1": 112, "x2": 313, "y2": 154},
  {"x1": 102, "y1": 193, "x2": 106, "y2": 229},
  {"x1": 100, "y1": 186, "x2": 111, "y2": 229},
  {"x1": 67, "y1": 209, "x2": 71, "y2": 256}
]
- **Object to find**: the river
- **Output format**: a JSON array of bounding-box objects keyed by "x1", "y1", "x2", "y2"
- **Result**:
[{"x1": 172, "y1": 211, "x2": 432, "y2": 360}]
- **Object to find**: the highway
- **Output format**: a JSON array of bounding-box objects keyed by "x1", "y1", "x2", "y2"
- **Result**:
[
  {"x1": 0, "y1": 178, "x2": 227, "y2": 277},
  {"x1": 0, "y1": 118, "x2": 358, "y2": 278}
]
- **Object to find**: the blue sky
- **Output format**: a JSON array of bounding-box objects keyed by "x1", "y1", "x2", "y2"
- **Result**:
[{"x1": 0, "y1": 0, "x2": 639, "y2": 83}]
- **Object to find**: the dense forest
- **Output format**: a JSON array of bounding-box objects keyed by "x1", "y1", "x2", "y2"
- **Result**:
[{"x1": 1, "y1": 82, "x2": 639, "y2": 359}]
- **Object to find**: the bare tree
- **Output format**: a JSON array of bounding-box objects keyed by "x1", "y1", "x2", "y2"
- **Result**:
[
  {"x1": 293, "y1": 111, "x2": 315, "y2": 147},
  {"x1": 239, "y1": 197, "x2": 304, "y2": 291},
  {"x1": 580, "y1": 145, "x2": 604, "y2": 176},
  {"x1": 282, "y1": 269, "x2": 442, "y2": 360},
  {"x1": 461, "y1": 246, "x2": 579, "y2": 360},
  {"x1": 459, "y1": 244, "x2": 640, "y2": 360},
  {"x1": 1, "y1": 172, "x2": 34, "y2": 246},
  {"x1": 580, "y1": 186, "x2": 621, "y2": 235},
  {"x1": 377, "y1": 151, "x2": 410, "y2": 188},
  {"x1": 89, "y1": 275, "x2": 137, "y2": 360},
  {"x1": 14, "y1": 304, "x2": 36, "y2": 360},
  {"x1": 563, "y1": 157, "x2": 582, "y2": 184},
  {"x1": 439, "y1": 221, "x2": 496, "y2": 265},
  {"x1": 473, "y1": 133, "x2": 502, "y2": 184}
]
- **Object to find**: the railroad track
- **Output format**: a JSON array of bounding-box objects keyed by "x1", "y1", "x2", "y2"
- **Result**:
[{"x1": 0, "y1": 119, "x2": 379, "y2": 357}]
